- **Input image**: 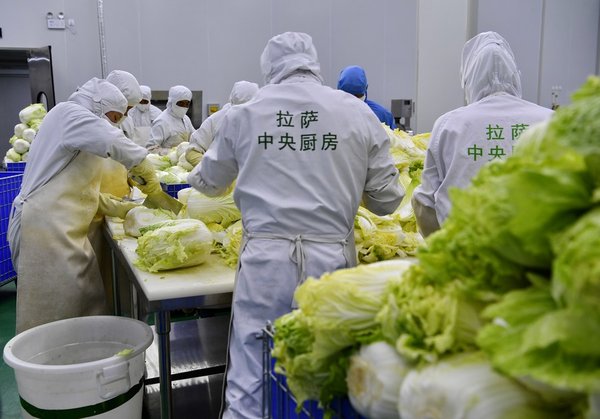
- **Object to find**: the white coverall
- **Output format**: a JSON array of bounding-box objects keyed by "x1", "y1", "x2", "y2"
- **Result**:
[
  {"x1": 129, "y1": 85, "x2": 162, "y2": 146},
  {"x1": 412, "y1": 31, "x2": 553, "y2": 235},
  {"x1": 189, "y1": 81, "x2": 259, "y2": 153},
  {"x1": 187, "y1": 32, "x2": 404, "y2": 419},
  {"x1": 7, "y1": 78, "x2": 148, "y2": 333},
  {"x1": 146, "y1": 85, "x2": 195, "y2": 154},
  {"x1": 103, "y1": 70, "x2": 143, "y2": 198}
]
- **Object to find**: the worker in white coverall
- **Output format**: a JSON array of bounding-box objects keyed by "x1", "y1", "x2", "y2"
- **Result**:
[
  {"x1": 412, "y1": 31, "x2": 553, "y2": 237},
  {"x1": 7, "y1": 78, "x2": 161, "y2": 333},
  {"x1": 129, "y1": 85, "x2": 162, "y2": 146},
  {"x1": 186, "y1": 81, "x2": 259, "y2": 166},
  {"x1": 103, "y1": 69, "x2": 143, "y2": 198},
  {"x1": 187, "y1": 32, "x2": 404, "y2": 419},
  {"x1": 146, "y1": 85, "x2": 195, "y2": 154}
]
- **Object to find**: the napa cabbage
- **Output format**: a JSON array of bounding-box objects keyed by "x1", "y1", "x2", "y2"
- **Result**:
[
  {"x1": 185, "y1": 188, "x2": 240, "y2": 228},
  {"x1": 146, "y1": 153, "x2": 172, "y2": 171},
  {"x1": 376, "y1": 264, "x2": 484, "y2": 363},
  {"x1": 398, "y1": 352, "x2": 568, "y2": 419},
  {"x1": 346, "y1": 341, "x2": 411, "y2": 419},
  {"x1": 272, "y1": 260, "x2": 413, "y2": 410},
  {"x1": 134, "y1": 219, "x2": 213, "y2": 272},
  {"x1": 19, "y1": 103, "x2": 46, "y2": 124},
  {"x1": 123, "y1": 206, "x2": 177, "y2": 237}
]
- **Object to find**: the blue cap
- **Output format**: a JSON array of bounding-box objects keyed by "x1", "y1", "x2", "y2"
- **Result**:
[{"x1": 337, "y1": 65, "x2": 368, "y2": 96}]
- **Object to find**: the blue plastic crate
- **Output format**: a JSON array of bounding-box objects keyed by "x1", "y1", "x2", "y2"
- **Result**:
[
  {"x1": 263, "y1": 326, "x2": 365, "y2": 419},
  {"x1": 160, "y1": 182, "x2": 190, "y2": 198},
  {"x1": 5, "y1": 162, "x2": 26, "y2": 172},
  {"x1": 0, "y1": 172, "x2": 23, "y2": 286}
]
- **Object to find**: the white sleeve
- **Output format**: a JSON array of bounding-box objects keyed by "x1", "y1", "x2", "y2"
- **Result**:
[
  {"x1": 189, "y1": 119, "x2": 214, "y2": 153},
  {"x1": 62, "y1": 110, "x2": 147, "y2": 169},
  {"x1": 362, "y1": 122, "x2": 404, "y2": 216},
  {"x1": 412, "y1": 118, "x2": 445, "y2": 209},
  {"x1": 187, "y1": 114, "x2": 238, "y2": 197},
  {"x1": 147, "y1": 118, "x2": 169, "y2": 149}
]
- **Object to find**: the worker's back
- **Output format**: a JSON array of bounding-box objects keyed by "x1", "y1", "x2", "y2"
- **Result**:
[{"x1": 220, "y1": 75, "x2": 396, "y2": 236}]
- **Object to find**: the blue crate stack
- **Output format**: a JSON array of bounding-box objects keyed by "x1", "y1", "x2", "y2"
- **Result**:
[
  {"x1": 5, "y1": 162, "x2": 26, "y2": 172},
  {"x1": 0, "y1": 172, "x2": 23, "y2": 286},
  {"x1": 161, "y1": 182, "x2": 190, "y2": 198}
]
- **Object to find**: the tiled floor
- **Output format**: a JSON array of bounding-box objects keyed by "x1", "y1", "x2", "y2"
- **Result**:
[{"x1": 0, "y1": 281, "x2": 228, "y2": 419}]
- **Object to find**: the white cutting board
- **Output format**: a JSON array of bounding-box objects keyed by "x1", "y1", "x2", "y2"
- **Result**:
[{"x1": 105, "y1": 219, "x2": 236, "y2": 302}]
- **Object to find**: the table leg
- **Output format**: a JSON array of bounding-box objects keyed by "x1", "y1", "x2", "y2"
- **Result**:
[
  {"x1": 156, "y1": 310, "x2": 173, "y2": 419},
  {"x1": 110, "y1": 248, "x2": 121, "y2": 316}
]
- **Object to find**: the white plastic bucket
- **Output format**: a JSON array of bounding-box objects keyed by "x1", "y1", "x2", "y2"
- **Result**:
[{"x1": 3, "y1": 316, "x2": 153, "y2": 419}]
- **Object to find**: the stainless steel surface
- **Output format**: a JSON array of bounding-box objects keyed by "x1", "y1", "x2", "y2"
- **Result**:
[
  {"x1": 143, "y1": 375, "x2": 224, "y2": 419},
  {"x1": 391, "y1": 98, "x2": 414, "y2": 131},
  {"x1": 104, "y1": 223, "x2": 232, "y2": 419},
  {"x1": 151, "y1": 90, "x2": 203, "y2": 127},
  {"x1": 145, "y1": 315, "x2": 230, "y2": 381},
  {"x1": 97, "y1": 0, "x2": 108, "y2": 78},
  {"x1": 27, "y1": 46, "x2": 56, "y2": 109},
  {"x1": 0, "y1": 46, "x2": 56, "y2": 110},
  {"x1": 156, "y1": 311, "x2": 173, "y2": 419}
]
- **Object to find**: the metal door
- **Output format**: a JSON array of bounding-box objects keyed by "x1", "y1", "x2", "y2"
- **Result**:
[{"x1": 26, "y1": 46, "x2": 56, "y2": 110}]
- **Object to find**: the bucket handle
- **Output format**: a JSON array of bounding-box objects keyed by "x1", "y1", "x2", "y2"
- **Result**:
[{"x1": 96, "y1": 361, "x2": 131, "y2": 400}]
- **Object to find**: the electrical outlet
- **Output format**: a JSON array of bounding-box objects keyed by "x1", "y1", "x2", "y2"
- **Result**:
[{"x1": 47, "y1": 19, "x2": 66, "y2": 29}]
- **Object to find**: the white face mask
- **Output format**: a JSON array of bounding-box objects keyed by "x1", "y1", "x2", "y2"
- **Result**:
[
  {"x1": 171, "y1": 105, "x2": 188, "y2": 119},
  {"x1": 137, "y1": 103, "x2": 150, "y2": 112}
]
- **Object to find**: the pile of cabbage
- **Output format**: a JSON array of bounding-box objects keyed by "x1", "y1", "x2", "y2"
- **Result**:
[
  {"x1": 271, "y1": 76, "x2": 600, "y2": 418},
  {"x1": 353, "y1": 127, "x2": 428, "y2": 264},
  {"x1": 146, "y1": 141, "x2": 194, "y2": 184},
  {"x1": 122, "y1": 187, "x2": 242, "y2": 272},
  {"x1": 5, "y1": 103, "x2": 47, "y2": 164}
]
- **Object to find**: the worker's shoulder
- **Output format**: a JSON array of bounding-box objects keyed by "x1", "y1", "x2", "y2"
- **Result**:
[{"x1": 51, "y1": 101, "x2": 96, "y2": 122}]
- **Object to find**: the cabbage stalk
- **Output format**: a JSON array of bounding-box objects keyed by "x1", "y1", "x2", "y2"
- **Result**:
[
  {"x1": 134, "y1": 219, "x2": 213, "y2": 272},
  {"x1": 123, "y1": 206, "x2": 177, "y2": 237},
  {"x1": 346, "y1": 341, "x2": 411, "y2": 419},
  {"x1": 272, "y1": 260, "x2": 413, "y2": 409},
  {"x1": 398, "y1": 352, "x2": 566, "y2": 419}
]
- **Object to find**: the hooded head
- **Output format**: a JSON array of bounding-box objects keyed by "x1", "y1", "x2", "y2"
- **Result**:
[
  {"x1": 167, "y1": 85, "x2": 192, "y2": 118},
  {"x1": 136, "y1": 85, "x2": 152, "y2": 112},
  {"x1": 106, "y1": 70, "x2": 143, "y2": 108},
  {"x1": 260, "y1": 32, "x2": 323, "y2": 85},
  {"x1": 68, "y1": 77, "x2": 127, "y2": 118},
  {"x1": 229, "y1": 81, "x2": 259, "y2": 105},
  {"x1": 337, "y1": 65, "x2": 368, "y2": 97},
  {"x1": 460, "y1": 31, "x2": 522, "y2": 104},
  {"x1": 140, "y1": 85, "x2": 152, "y2": 102}
]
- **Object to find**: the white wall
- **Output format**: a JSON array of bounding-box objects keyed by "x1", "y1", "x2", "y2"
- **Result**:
[
  {"x1": 415, "y1": 0, "x2": 470, "y2": 133},
  {"x1": 0, "y1": 0, "x2": 418, "y2": 124},
  {"x1": 539, "y1": 0, "x2": 600, "y2": 107},
  {"x1": 1, "y1": 0, "x2": 598, "y2": 134}
]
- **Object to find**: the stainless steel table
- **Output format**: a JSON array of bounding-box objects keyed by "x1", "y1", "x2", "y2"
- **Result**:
[{"x1": 104, "y1": 219, "x2": 235, "y2": 419}]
